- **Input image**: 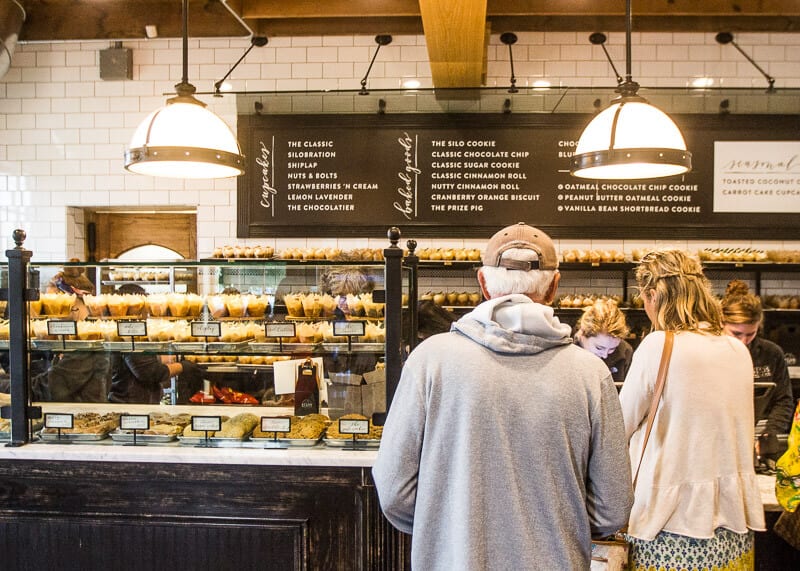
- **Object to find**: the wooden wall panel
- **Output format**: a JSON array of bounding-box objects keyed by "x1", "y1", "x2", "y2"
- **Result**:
[{"x1": 90, "y1": 212, "x2": 196, "y2": 260}]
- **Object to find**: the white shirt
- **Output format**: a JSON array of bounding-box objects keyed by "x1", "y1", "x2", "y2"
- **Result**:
[{"x1": 619, "y1": 330, "x2": 766, "y2": 540}]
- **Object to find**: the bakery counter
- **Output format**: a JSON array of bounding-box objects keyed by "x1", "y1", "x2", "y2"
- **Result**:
[
  {"x1": 0, "y1": 404, "x2": 408, "y2": 571},
  {"x1": 0, "y1": 438, "x2": 378, "y2": 467}
]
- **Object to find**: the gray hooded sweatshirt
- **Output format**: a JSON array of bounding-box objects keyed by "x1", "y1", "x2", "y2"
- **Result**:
[{"x1": 373, "y1": 294, "x2": 633, "y2": 571}]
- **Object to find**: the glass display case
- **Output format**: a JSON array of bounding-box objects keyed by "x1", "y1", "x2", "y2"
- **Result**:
[{"x1": 0, "y1": 254, "x2": 402, "y2": 445}]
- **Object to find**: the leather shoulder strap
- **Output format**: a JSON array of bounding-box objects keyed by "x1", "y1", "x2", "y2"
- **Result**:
[{"x1": 632, "y1": 330, "x2": 674, "y2": 490}]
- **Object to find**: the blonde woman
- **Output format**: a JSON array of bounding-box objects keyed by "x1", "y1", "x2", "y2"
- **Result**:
[
  {"x1": 619, "y1": 249, "x2": 765, "y2": 570},
  {"x1": 574, "y1": 299, "x2": 633, "y2": 382}
]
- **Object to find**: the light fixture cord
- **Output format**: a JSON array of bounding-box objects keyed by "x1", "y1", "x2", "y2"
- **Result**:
[
  {"x1": 507, "y1": 43, "x2": 518, "y2": 93},
  {"x1": 175, "y1": 0, "x2": 196, "y2": 98},
  {"x1": 215, "y1": 42, "x2": 257, "y2": 94},
  {"x1": 360, "y1": 45, "x2": 383, "y2": 93},
  {"x1": 730, "y1": 38, "x2": 776, "y2": 92},
  {"x1": 619, "y1": 0, "x2": 639, "y2": 97}
]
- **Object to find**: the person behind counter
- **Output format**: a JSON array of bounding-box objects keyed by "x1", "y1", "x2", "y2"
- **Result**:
[
  {"x1": 317, "y1": 265, "x2": 376, "y2": 318},
  {"x1": 47, "y1": 258, "x2": 95, "y2": 298},
  {"x1": 722, "y1": 279, "x2": 794, "y2": 464},
  {"x1": 619, "y1": 249, "x2": 765, "y2": 570},
  {"x1": 373, "y1": 222, "x2": 633, "y2": 570},
  {"x1": 8, "y1": 261, "x2": 111, "y2": 402},
  {"x1": 107, "y1": 284, "x2": 202, "y2": 404},
  {"x1": 574, "y1": 298, "x2": 633, "y2": 382}
]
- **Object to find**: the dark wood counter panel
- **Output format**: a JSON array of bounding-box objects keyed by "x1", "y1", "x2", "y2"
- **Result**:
[{"x1": 0, "y1": 459, "x2": 409, "y2": 571}]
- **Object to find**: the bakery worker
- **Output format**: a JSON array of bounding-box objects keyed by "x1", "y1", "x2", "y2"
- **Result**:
[
  {"x1": 722, "y1": 279, "x2": 794, "y2": 463},
  {"x1": 16, "y1": 264, "x2": 110, "y2": 402},
  {"x1": 574, "y1": 298, "x2": 634, "y2": 383},
  {"x1": 107, "y1": 284, "x2": 203, "y2": 404},
  {"x1": 373, "y1": 222, "x2": 633, "y2": 570}
]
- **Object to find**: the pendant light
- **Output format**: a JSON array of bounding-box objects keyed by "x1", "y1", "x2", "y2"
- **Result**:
[
  {"x1": 124, "y1": 0, "x2": 245, "y2": 179},
  {"x1": 571, "y1": 0, "x2": 691, "y2": 180}
]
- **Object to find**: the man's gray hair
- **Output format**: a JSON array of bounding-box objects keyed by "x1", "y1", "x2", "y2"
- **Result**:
[{"x1": 481, "y1": 248, "x2": 557, "y2": 299}]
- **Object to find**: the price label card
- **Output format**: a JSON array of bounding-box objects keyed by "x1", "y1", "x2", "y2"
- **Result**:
[
  {"x1": 47, "y1": 320, "x2": 77, "y2": 336},
  {"x1": 333, "y1": 320, "x2": 365, "y2": 337},
  {"x1": 261, "y1": 417, "x2": 291, "y2": 434},
  {"x1": 191, "y1": 416, "x2": 222, "y2": 432},
  {"x1": 44, "y1": 412, "x2": 74, "y2": 429},
  {"x1": 120, "y1": 414, "x2": 150, "y2": 431},
  {"x1": 265, "y1": 322, "x2": 296, "y2": 339},
  {"x1": 117, "y1": 321, "x2": 147, "y2": 338},
  {"x1": 338, "y1": 418, "x2": 369, "y2": 435},
  {"x1": 191, "y1": 321, "x2": 221, "y2": 338}
]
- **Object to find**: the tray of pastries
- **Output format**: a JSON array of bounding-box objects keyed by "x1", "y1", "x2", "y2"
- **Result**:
[
  {"x1": 324, "y1": 413, "x2": 382, "y2": 447},
  {"x1": 0, "y1": 417, "x2": 44, "y2": 437},
  {"x1": 178, "y1": 413, "x2": 259, "y2": 445},
  {"x1": 39, "y1": 412, "x2": 120, "y2": 441},
  {"x1": 251, "y1": 413, "x2": 330, "y2": 446},
  {"x1": 110, "y1": 412, "x2": 191, "y2": 443}
]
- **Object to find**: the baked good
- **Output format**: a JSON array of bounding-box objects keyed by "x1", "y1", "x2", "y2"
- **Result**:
[
  {"x1": 325, "y1": 413, "x2": 382, "y2": 440},
  {"x1": 252, "y1": 414, "x2": 329, "y2": 440},
  {"x1": 216, "y1": 413, "x2": 259, "y2": 438},
  {"x1": 42, "y1": 412, "x2": 119, "y2": 435}
]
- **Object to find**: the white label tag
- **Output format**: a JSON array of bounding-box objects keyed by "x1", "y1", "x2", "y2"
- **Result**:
[
  {"x1": 339, "y1": 418, "x2": 369, "y2": 435},
  {"x1": 192, "y1": 416, "x2": 222, "y2": 432},
  {"x1": 44, "y1": 413, "x2": 74, "y2": 429},
  {"x1": 191, "y1": 321, "x2": 221, "y2": 338},
  {"x1": 117, "y1": 321, "x2": 147, "y2": 337},
  {"x1": 333, "y1": 320, "x2": 365, "y2": 337},
  {"x1": 261, "y1": 417, "x2": 291, "y2": 433},
  {"x1": 265, "y1": 322, "x2": 296, "y2": 338},
  {"x1": 47, "y1": 320, "x2": 77, "y2": 336},
  {"x1": 120, "y1": 414, "x2": 150, "y2": 430}
]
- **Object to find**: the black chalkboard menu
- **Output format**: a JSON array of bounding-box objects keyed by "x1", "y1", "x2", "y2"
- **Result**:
[{"x1": 237, "y1": 113, "x2": 800, "y2": 239}]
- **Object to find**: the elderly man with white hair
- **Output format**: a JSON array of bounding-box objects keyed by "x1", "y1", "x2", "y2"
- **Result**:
[{"x1": 373, "y1": 222, "x2": 633, "y2": 571}]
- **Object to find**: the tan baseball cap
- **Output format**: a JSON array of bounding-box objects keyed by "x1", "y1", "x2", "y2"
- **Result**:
[{"x1": 483, "y1": 222, "x2": 559, "y2": 271}]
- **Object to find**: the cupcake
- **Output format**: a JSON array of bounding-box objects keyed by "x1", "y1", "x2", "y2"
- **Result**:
[
  {"x1": 224, "y1": 294, "x2": 247, "y2": 318},
  {"x1": 166, "y1": 293, "x2": 189, "y2": 317},
  {"x1": 245, "y1": 294, "x2": 267, "y2": 318},
  {"x1": 146, "y1": 294, "x2": 169, "y2": 317},
  {"x1": 283, "y1": 293, "x2": 304, "y2": 317},
  {"x1": 125, "y1": 294, "x2": 146, "y2": 317}
]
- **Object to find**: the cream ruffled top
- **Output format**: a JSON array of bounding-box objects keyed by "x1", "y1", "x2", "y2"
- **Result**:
[{"x1": 619, "y1": 329, "x2": 766, "y2": 540}]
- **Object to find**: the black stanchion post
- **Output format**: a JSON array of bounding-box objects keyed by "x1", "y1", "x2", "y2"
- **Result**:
[
  {"x1": 5, "y1": 230, "x2": 36, "y2": 446},
  {"x1": 405, "y1": 239, "x2": 419, "y2": 353},
  {"x1": 374, "y1": 227, "x2": 404, "y2": 425}
]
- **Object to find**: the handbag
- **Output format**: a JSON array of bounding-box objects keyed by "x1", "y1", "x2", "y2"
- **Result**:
[
  {"x1": 591, "y1": 331, "x2": 674, "y2": 571},
  {"x1": 775, "y1": 401, "x2": 800, "y2": 512}
]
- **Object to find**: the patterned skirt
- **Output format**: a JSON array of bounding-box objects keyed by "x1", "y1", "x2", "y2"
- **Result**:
[{"x1": 627, "y1": 527, "x2": 754, "y2": 571}]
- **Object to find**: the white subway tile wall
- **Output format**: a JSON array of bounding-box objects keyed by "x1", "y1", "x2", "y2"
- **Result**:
[{"x1": 0, "y1": 33, "x2": 798, "y2": 261}]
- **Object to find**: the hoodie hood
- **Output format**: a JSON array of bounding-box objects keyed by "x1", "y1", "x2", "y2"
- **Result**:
[{"x1": 452, "y1": 294, "x2": 573, "y2": 355}]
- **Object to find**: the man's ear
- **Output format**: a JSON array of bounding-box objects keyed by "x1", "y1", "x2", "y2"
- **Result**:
[
  {"x1": 477, "y1": 269, "x2": 491, "y2": 300},
  {"x1": 543, "y1": 271, "x2": 561, "y2": 305}
]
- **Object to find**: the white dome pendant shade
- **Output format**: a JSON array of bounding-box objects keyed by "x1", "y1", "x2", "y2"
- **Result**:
[
  {"x1": 124, "y1": 0, "x2": 245, "y2": 179},
  {"x1": 571, "y1": 96, "x2": 692, "y2": 180},
  {"x1": 125, "y1": 93, "x2": 244, "y2": 179},
  {"x1": 570, "y1": 0, "x2": 692, "y2": 180}
]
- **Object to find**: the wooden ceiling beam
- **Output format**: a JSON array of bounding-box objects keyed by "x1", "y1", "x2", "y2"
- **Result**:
[
  {"x1": 17, "y1": 0, "x2": 800, "y2": 42},
  {"x1": 419, "y1": 0, "x2": 488, "y2": 88},
  {"x1": 240, "y1": 0, "x2": 800, "y2": 19}
]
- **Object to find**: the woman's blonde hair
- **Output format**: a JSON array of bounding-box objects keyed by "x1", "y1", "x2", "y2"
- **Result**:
[
  {"x1": 576, "y1": 299, "x2": 630, "y2": 339},
  {"x1": 721, "y1": 279, "x2": 763, "y2": 326},
  {"x1": 635, "y1": 248, "x2": 723, "y2": 334}
]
